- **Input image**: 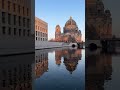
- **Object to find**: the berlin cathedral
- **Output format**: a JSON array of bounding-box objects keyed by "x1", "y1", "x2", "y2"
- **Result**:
[
  {"x1": 86, "y1": 0, "x2": 112, "y2": 40},
  {"x1": 55, "y1": 17, "x2": 82, "y2": 43}
]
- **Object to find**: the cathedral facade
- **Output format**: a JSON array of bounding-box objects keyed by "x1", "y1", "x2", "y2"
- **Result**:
[
  {"x1": 86, "y1": 0, "x2": 112, "y2": 40},
  {"x1": 55, "y1": 17, "x2": 82, "y2": 43}
]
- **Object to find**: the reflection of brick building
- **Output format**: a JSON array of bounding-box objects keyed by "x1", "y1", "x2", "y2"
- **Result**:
[
  {"x1": 0, "y1": 54, "x2": 34, "y2": 90},
  {"x1": 86, "y1": 0, "x2": 112, "y2": 40},
  {"x1": 55, "y1": 17, "x2": 82, "y2": 43},
  {"x1": 35, "y1": 52, "x2": 48, "y2": 78}
]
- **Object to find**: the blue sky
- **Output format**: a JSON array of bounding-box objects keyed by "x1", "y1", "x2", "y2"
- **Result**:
[{"x1": 35, "y1": 0, "x2": 85, "y2": 41}]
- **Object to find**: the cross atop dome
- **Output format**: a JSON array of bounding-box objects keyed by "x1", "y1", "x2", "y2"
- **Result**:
[{"x1": 70, "y1": 16, "x2": 72, "y2": 19}]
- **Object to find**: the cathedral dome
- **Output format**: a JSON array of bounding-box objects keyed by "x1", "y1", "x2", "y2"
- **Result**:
[
  {"x1": 64, "y1": 17, "x2": 78, "y2": 33},
  {"x1": 65, "y1": 16, "x2": 77, "y2": 27}
]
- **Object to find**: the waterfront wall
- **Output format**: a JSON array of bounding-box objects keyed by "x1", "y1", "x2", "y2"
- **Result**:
[
  {"x1": 0, "y1": 37, "x2": 34, "y2": 56},
  {"x1": 35, "y1": 41, "x2": 70, "y2": 50}
]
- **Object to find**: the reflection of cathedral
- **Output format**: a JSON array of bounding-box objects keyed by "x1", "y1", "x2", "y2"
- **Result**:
[
  {"x1": 86, "y1": 0, "x2": 112, "y2": 40},
  {"x1": 55, "y1": 49, "x2": 82, "y2": 74},
  {"x1": 63, "y1": 49, "x2": 82, "y2": 74},
  {"x1": 55, "y1": 17, "x2": 82, "y2": 43},
  {"x1": 86, "y1": 49, "x2": 112, "y2": 90}
]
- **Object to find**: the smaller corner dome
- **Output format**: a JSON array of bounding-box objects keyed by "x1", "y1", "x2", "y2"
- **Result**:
[
  {"x1": 55, "y1": 25, "x2": 61, "y2": 33},
  {"x1": 105, "y1": 9, "x2": 111, "y2": 16},
  {"x1": 105, "y1": 9, "x2": 110, "y2": 13},
  {"x1": 79, "y1": 30, "x2": 81, "y2": 33}
]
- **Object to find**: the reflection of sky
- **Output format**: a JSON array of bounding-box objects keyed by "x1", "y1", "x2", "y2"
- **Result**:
[
  {"x1": 103, "y1": 0, "x2": 120, "y2": 37},
  {"x1": 35, "y1": 0, "x2": 85, "y2": 41},
  {"x1": 35, "y1": 49, "x2": 85, "y2": 90}
]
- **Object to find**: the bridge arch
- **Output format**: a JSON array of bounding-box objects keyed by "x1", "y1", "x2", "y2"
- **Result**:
[
  {"x1": 86, "y1": 40, "x2": 102, "y2": 48},
  {"x1": 88, "y1": 43, "x2": 97, "y2": 49}
]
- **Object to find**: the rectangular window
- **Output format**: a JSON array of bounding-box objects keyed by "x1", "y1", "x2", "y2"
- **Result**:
[
  {"x1": 23, "y1": 29, "x2": 25, "y2": 36},
  {"x1": 19, "y1": 16, "x2": 21, "y2": 26},
  {"x1": 13, "y1": 3, "x2": 16, "y2": 12},
  {"x1": 36, "y1": 37, "x2": 37, "y2": 40},
  {"x1": 19, "y1": 29, "x2": 21, "y2": 36},
  {"x1": 23, "y1": 7, "x2": 24, "y2": 15},
  {"x1": 8, "y1": 27, "x2": 11, "y2": 35},
  {"x1": 18, "y1": 5, "x2": 20, "y2": 13},
  {"x1": 41, "y1": 32, "x2": 42, "y2": 37},
  {"x1": 8, "y1": 1, "x2": 10, "y2": 11},
  {"x1": 14, "y1": 15, "x2": 16, "y2": 25},
  {"x1": 36, "y1": 31, "x2": 37, "y2": 36},
  {"x1": 27, "y1": 30, "x2": 30, "y2": 36},
  {"x1": 2, "y1": 12, "x2": 5, "y2": 23},
  {"x1": 27, "y1": 19, "x2": 30, "y2": 28},
  {"x1": 8, "y1": 14, "x2": 11, "y2": 25},
  {"x1": 2, "y1": 27, "x2": 6, "y2": 35},
  {"x1": 14, "y1": 28, "x2": 16, "y2": 35},
  {"x1": 23, "y1": 18, "x2": 25, "y2": 27},
  {"x1": 43, "y1": 33, "x2": 44, "y2": 37},
  {"x1": 27, "y1": 8, "x2": 29, "y2": 16},
  {"x1": 2, "y1": 0, "x2": 5, "y2": 9},
  {"x1": 36, "y1": 26, "x2": 37, "y2": 30}
]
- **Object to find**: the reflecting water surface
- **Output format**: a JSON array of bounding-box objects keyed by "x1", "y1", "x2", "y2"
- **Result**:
[
  {"x1": 0, "y1": 54, "x2": 34, "y2": 90},
  {"x1": 0, "y1": 47, "x2": 85, "y2": 90},
  {"x1": 35, "y1": 47, "x2": 85, "y2": 90},
  {"x1": 0, "y1": 47, "x2": 120, "y2": 90},
  {"x1": 86, "y1": 48, "x2": 120, "y2": 90}
]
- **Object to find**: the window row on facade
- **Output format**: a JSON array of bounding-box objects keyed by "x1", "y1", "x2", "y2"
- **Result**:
[
  {"x1": 35, "y1": 37, "x2": 47, "y2": 41},
  {"x1": 35, "y1": 26, "x2": 47, "y2": 33},
  {"x1": 35, "y1": 31, "x2": 47, "y2": 37},
  {"x1": 35, "y1": 24, "x2": 47, "y2": 30},
  {"x1": 1, "y1": 12, "x2": 30, "y2": 28},
  {"x1": 1, "y1": 26, "x2": 30, "y2": 36},
  {"x1": 1, "y1": 0, "x2": 29, "y2": 16}
]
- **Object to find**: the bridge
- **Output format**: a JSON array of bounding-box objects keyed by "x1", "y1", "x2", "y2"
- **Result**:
[
  {"x1": 86, "y1": 38, "x2": 120, "y2": 50},
  {"x1": 67, "y1": 42, "x2": 84, "y2": 49}
]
